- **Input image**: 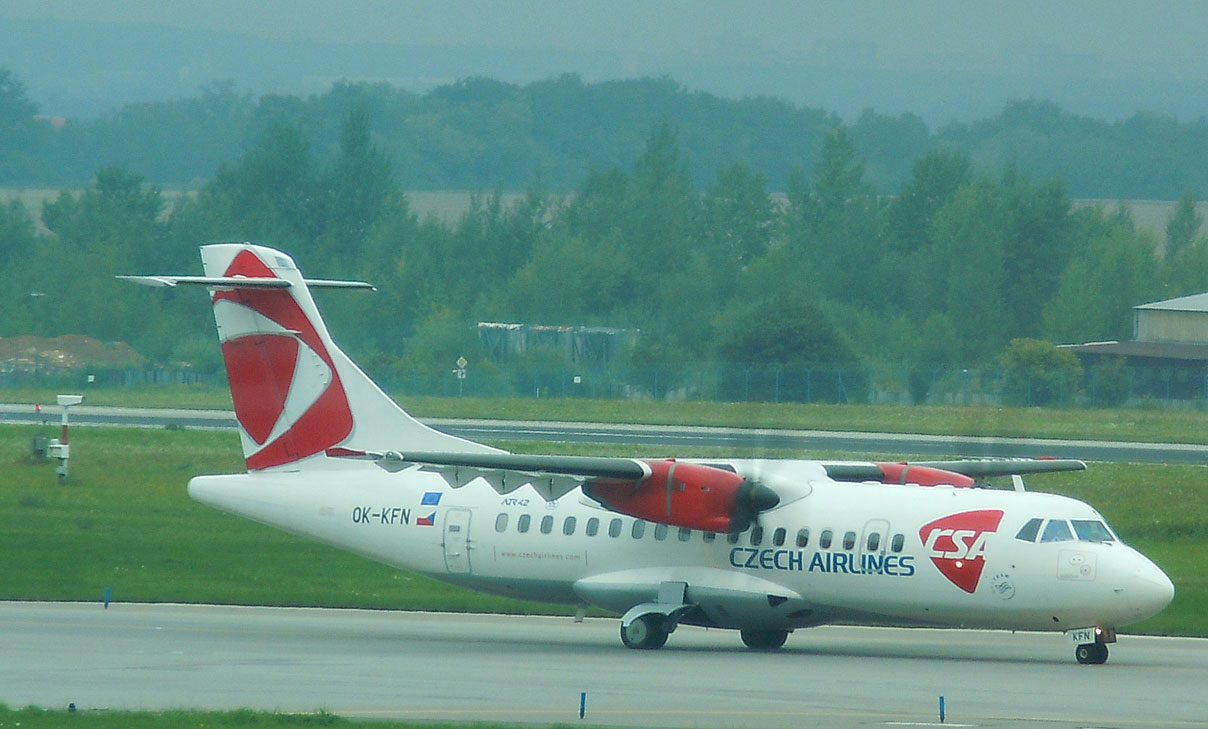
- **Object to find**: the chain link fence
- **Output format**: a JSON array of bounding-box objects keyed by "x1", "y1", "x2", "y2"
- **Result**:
[{"x1": 4, "y1": 361, "x2": 1208, "y2": 409}]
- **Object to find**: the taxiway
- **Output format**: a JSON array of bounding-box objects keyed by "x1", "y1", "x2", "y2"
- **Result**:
[{"x1": 2, "y1": 602, "x2": 1204, "y2": 728}]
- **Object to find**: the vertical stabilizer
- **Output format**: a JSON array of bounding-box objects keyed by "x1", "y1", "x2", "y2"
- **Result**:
[{"x1": 198, "y1": 242, "x2": 497, "y2": 470}]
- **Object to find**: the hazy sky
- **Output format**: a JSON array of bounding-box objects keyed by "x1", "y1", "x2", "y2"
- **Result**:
[
  {"x1": 5, "y1": 0, "x2": 1208, "y2": 122},
  {"x1": 6, "y1": 0, "x2": 1206, "y2": 71}
]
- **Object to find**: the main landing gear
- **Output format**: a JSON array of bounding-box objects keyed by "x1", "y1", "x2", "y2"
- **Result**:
[
  {"x1": 620, "y1": 614, "x2": 670, "y2": 649},
  {"x1": 740, "y1": 628, "x2": 789, "y2": 650},
  {"x1": 620, "y1": 617, "x2": 791, "y2": 651},
  {"x1": 1075, "y1": 641, "x2": 1109, "y2": 665}
]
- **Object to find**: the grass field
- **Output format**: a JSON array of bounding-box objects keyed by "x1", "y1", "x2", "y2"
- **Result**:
[{"x1": 1, "y1": 423, "x2": 1202, "y2": 637}]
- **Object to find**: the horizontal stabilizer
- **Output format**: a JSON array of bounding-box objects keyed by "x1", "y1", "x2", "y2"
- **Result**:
[{"x1": 117, "y1": 275, "x2": 375, "y2": 290}]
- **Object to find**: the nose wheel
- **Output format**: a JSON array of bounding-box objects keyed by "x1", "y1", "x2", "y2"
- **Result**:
[{"x1": 1075, "y1": 641, "x2": 1109, "y2": 664}]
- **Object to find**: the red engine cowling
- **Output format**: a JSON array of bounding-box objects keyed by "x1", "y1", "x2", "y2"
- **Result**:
[
  {"x1": 875, "y1": 462, "x2": 975, "y2": 487},
  {"x1": 583, "y1": 459, "x2": 777, "y2": 533}
]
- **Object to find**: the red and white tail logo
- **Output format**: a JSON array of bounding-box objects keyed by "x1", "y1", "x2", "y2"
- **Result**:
[
  {"x1": 919, "y1": 509, "x2": 1004, "y2": 594},
  {"x1": 214, "y1": 249, "x2": 353, "y2": 469}
]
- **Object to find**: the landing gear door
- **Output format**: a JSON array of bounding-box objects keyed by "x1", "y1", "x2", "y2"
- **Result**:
[{"x1": 443, "y1": 508, "x2": 472, "y2": 574}]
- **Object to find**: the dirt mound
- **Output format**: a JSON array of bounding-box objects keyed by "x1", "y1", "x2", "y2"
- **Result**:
[{"x1": 0, "y1": 334, "x2": 143, "y2": 371}]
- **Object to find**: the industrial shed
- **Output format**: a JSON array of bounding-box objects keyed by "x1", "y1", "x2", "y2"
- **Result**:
[{"x1": 1062, "y1": 293, "x2": 1208, "y2": 400}]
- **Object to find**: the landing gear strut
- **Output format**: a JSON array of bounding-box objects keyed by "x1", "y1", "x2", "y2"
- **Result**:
[
  {"x1": 621, "y1": 614, "x2": 669, "y2": 649},
  {"x1": 1075, "y1": 641, "x2": 1109, "y2": 665}
]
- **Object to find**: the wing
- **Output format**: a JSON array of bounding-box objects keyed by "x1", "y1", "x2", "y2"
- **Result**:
[
  {"x1": 822, "y1": 458, "x2": 1086, "y2": 487},
  {"x1": 326, "y1": 448, "x2": 778, "y2": 533}
]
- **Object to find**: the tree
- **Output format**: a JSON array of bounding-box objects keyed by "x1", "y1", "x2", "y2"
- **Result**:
[
  {"x1": 1042, "y1": 206, "x2": 1161, "y2": 343},
  {"x1": 0, "y1": 69, "x2": 44, "y2": 181},
  {"x1": 781, "y1": 126, "x2": 885, "y2": 305},
  {"x1": 999, "y1": 169, "x2": 1073, "y2": 338},
  {"x1": 1165, "y1": 189, "x2": 1202, "y2": 262},
  {"x1": 714, "y1": 296, "x2": 864, "y2": 402},
  {"x1": 1161, "y1": 189, "x2": 1208, "y2": 297},
  {"x1": 206, "y1": 123, "x2": 320, "y2": 252},
  {"x1": 886, "y1": 149, "x2": 972, "y2": 256},
  {"x1": 924, "y1": 180, "x2": 1010, "y2": 362},
  {"x1": 1000, "y1": 338, "x2": 1082, "y2": 406},
  {"x1": 28, "y1": 168, "x2": 169, "y2": 344},
  {"x1": 313, "y1": 105, "x2": 398, "y2": 268},
  {"x1": 701, "y1": 163, "x2": 775, "y2": 269}
]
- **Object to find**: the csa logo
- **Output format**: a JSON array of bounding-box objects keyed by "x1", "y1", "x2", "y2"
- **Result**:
[
  {"x1": 214, "y1": 249, "x2": 354, "y2": 470},
  {"x1": 919, "y1": 509, "x2": 1004, "y2": 593}
]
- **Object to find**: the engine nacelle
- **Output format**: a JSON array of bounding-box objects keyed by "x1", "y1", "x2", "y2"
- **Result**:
[
  {"x1": 583, "y1": 459, "x2": 778, "y2": 533},
  {"x1": 875, "y1": 462, "x2": 975, "y2": 487}
]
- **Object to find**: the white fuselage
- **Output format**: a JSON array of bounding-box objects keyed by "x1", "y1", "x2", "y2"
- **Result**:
[{"x1": 188, "y1": 457, "x2": 1173, "y2": 634}]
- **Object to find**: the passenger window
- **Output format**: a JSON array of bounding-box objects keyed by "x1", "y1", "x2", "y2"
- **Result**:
[
  {"x1": 796, "y1": 528, "x2": 810, "y2": 548},
  {"x1": 495, "y1": 513, "x2": 508, "y2": 533},
  {"x1": 1040, "y1": 519, "x2": 1073, "y2": 543},
  {"x1": 608, "y1": 518, "x2": 622, "y2": 537},
  {"x1": 654, "y1": 523, "x2": 669, "y2": 541},
  {"x1": 1071, "y1": 519, "x2": 1115, "y2": 542},
  {"x1": 890, "y1": 533, "x2": 905, "y2": 553},
  {"x1": 703, "y1": 531, "x2": 717, "y2": 543},
  {"x1": 750, "y1": 526, "x2": 764, "y2": 546},
  {"x1": 1015, "y1": 518, "x2": 1043, "y2": 542},
  {"x1": 727, "y1": 532, "x2": 740, "y2": 544},
  {"x1": 631, "y1": 520, "x2": 646, "y2": 539},
  {"x1": 772, "y1": 528, "x2": 786, "y2": 547},
  {"x1": 866, "y1": 532, "x2": 881, "y2": 551},
  {"x1": 585, "y1": 517, "x2": 599, "y2": 537},
  {"x1": 563, "y1": 516, "x2": 576, "y2": 535},
  {"x1": 678, "y1": 527, "x2": 692, "y2": 542},
  {"x1": 540, "y1": 515, "x2": 554, "y2": 535},
  {"x1": 820, "y1": 529, "x2": 833, "y2": 549},
  {"x1": 843, "y1": 531, "x2": 856, "y2": 550},
  {"x1": 517, "y1": 514, "x2": 531, "y2": 533}
]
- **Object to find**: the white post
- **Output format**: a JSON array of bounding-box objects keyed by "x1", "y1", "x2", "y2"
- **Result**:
[{"x1": 49, "y1": 394, "x2": 84, "y2": 483}]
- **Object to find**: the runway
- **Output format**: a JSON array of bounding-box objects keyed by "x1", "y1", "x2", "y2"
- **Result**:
[
  {"x1": 4, "y1": 403, "x2": 1208, "y2": 464},
  {"x1": 3, "y1": 602, "x2": 1205, "y2": 728}
]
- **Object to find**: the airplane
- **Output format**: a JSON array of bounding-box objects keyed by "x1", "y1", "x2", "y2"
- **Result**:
[{"x1": 122, "y1": 242, "x2": 1174, "y2": 664}]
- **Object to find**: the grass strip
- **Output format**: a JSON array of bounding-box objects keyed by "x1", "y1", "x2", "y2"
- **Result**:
[{"x1": 0, "y1": 705, "x2": 578, "y2": 729}]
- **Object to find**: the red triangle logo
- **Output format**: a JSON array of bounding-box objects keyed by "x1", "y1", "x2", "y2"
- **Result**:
[
  {"x1": 213, "y1": 249, "x2": 354, "y2": 469},
  {"x1": 919, "y1": 510, "x2": 1004, "y2": 593}
]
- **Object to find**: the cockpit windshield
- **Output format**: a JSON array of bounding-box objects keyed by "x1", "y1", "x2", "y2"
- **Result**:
[
  {"x1": 1071, "y1": 519, "x2": 1115, "y2": 542},
  {"x1": 1040, "y1": 519, "x2": 1073, "y2": 542},
  {"x1": 1015, "y1": 517, "x2": 1116, "y2": 543}
]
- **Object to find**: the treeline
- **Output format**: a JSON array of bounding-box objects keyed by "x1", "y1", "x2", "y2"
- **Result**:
[
  {"x1": 2, "y1": 104, "x2": 1206, "y2": 403},
  {"x1": 4, "y1": 68, "x2": 1208, "y2": 199}
]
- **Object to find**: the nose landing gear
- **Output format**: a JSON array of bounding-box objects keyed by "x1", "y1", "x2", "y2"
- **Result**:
[{"x1": 1075, "y1": 641, "x2": 1109, "y2": 664}]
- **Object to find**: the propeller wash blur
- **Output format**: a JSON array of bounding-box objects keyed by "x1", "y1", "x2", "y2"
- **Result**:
[{"x1": 122, "y1": 243, "x2": 1173, "y2": 663}]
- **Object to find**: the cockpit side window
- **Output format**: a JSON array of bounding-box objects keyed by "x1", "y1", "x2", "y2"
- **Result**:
[
  {"x1": 1071, "y1": 519, "x2": 1115, "y2": 542},
  {"x1": 1040, "y1": 519, "x2": 1074, "y2": 543},
  {"x1": 1015, "y1": 518, "x2": 1043, "y2": 542}
]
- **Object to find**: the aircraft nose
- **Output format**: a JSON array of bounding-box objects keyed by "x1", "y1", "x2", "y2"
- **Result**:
[{"x1": 1128, "y1": 555, "x2": 1175, "y2": 621}]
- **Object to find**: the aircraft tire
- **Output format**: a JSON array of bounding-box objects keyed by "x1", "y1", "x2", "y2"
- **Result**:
[
  {"x1": 1075, "y1": 642, "x2": 1109, "y2": 664},
  {"x1": 740, "y1": 628, "x2": 789, "y2": 650},
  {"x1": 620, "y1": 614, "x2": 668, "y2": 650}
]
